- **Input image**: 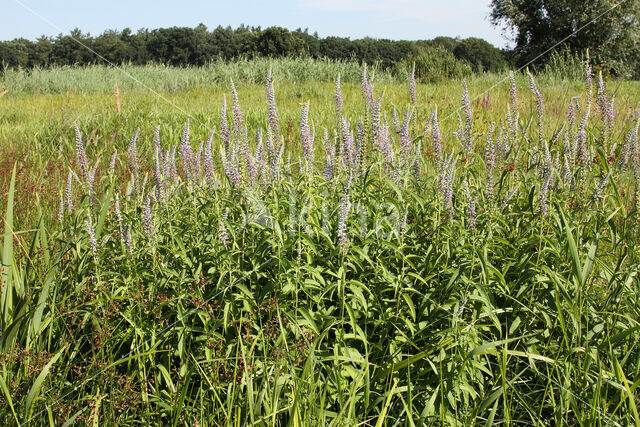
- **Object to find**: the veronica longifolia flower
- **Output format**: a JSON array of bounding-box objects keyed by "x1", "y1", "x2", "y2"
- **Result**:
[
  {"x1": 266, "y1": 68, "x2": 280, "y2": 141},
  {"x1": 409, "y1": 63, "x2": 417, "y2": 106},
  {"x1": 74, "y1": 125, "x2": 89, "y2": 183},
  {"x1": 463, "y1": 183, "x2": 477, "y2": 229},
  {"x1": 142, "y1": 194, "x2": 154, "y2": 238},
  {"x1": 86, "y1": 214, "x2": 98, "y2": 259},
  {"x1": 334, "y1": 73, "x2": 343, "y2": 117},
  {"x1": 337, "y1": 193, "x2": 351, "y2": 253}
]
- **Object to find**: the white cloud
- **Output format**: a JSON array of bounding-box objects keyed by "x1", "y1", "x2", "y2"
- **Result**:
[{"x1": 299, "y1": 0, "x2": 490, "y2": 23}]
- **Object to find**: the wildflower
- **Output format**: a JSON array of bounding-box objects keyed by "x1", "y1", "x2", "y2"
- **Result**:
[
  {"x1": 501, "y1": 184, "x2": 520, "y2": 209},
  {"x1": 221, "y1": 146, "x2": 242, "y2": 187},
  {"x1": 300, "y1": 102, "x2": 314, "y2": 166},
  {"x1": 109, "y1": 149, "x2": 118, "y2": 175},
  {"x1": 323, "y1": 129, "x2": 334, "y2": 181},
  {"x1": 340, "y1": 118, "x2": 354, "y2": 170},
  {"x1": 57, "y1": 194, "x2": 64, "y2": 222},
  {"x1": 400, "y1": 108, "x2": 412, "y2": 158},
  {"x1": 482, "y1": 90, "x2": 490, "y2": 109},
  {"x1": 539, "y1": 173, "x2": 552, "y2": 217},
  {"x1": 576, "y1": 110, "x2": 590, "y2": 165},
  {"x1": 361, "y1": 64, "x2": 374, "y2": 109},
  {"x1": 392, "y1": 106, "x2": 400, "y2": 134},
  {"x1": 371, "y1": 94, "x2": 383, "y2": 147},
  {"x1": 122, "y1": 225, "x2": 133, "y2": 254},
  {"x1": 114, "y1": 195, "x2": 123, "y2": 234},
  {"x1": 409, "y1": 63, "x2": 417, "y2": 106},
  {"x1": 461, "y1": 81, "x2": 473, "y2": 154},
  {"x1": 528, "y1": 71, "x2": 544, "y2": 140},
  {"x1": 463, "y1": 183, "x2": 477, "y2": 229},
  {"x1": 441, "y1": 155, "x2": 455, "y2": 215},
  {"x1": 400, "y1": 210, "x2": 408, "y2": 237},
  {"x1": 153, "y1": 129, "x2": 164, "y2": 202},
  {"x1": 412, "y1": 150, "x2": 420, "y2": 179},
  {"x1": 128, "y1": 128, "x2": 140, "y2": 181},
  {"x1": 431, "y1": 107, "x2": 443, "y2": 165},
  {"x1": 204, "y1": 128, "x2": 215, "y2": 186},
  {"x1": 270, "y1": 136, "x2": 283, "y2": 183},
  {"x1": 220, "y1": 94, "x2": 230, "y2": 154},
  {"x1": 74, "y1": 125, "x2": 89, "y2": 183},
  {"x1": 509, "y1": 71, "x2": 518, "y2": 114},
  {"x1": 230, "y1": 78, "x2": 244, "y2": 140},
  {"x1": 179, "y1": 121, "x2": 194, "y2": 180},
  {"x1": 86, "y1": 214, "x2": 98, "y2": 259},
  {"x1": 64, "y1": 172, "x2": 74, "y2": 210},
  {"x1": 596, "y1": 71, "x2": 608, "y2": 118},
  {"x1": 142, "y1": 194, "x2": 154, "y2": 238},
  {"x1": 355, "y1": 119, "x2": 364, "y2": 170},
  {"x1": 585, "y1": 59, "x2": 594, "y2": 103},
  {"x1": 219, "y1": 208, "x2": 230, "y2": 248},
  {"x1": 379, "y1": 125, "x2": 394, "y2": 177},
  {"x1": 337, "y1": 193, "x2": 351, "y2": 253},
  {"x1": 495, "y1": 125, "x2": 505, "y2": 165},
  {"x1": 334, "y1": 73, "x2": 343, "y2": 116},
  {"x1": 593, "y1": 173, "x2": 610, "y2": 201},
  {"x1": 266, "y1": 68, "x2": 280, "y2": 141}
]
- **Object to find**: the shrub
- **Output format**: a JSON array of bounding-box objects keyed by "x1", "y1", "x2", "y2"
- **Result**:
[{"x1": 397, "y1": 45, "x2": 472, "y2": 82}]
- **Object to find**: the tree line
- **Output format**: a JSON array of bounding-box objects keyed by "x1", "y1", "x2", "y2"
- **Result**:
[
  {"x1": 0, "y1": 24, "x2": 508, "y2": 77},
  {"x1": 4, "y1": 0, "x2": 639, "y2": 80}
]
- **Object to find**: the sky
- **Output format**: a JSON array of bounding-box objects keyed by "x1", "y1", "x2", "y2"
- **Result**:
[{"x1": 2, "y1": 0, "x2": 510, "y2": 48}]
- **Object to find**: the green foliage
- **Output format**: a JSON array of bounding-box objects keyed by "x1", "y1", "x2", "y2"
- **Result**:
[
  {"x1": 490, "y1": 0, "x2": 640, "y2": 78},
  {"x1": 0, "y1": 24, "x2": 506, "y2": 77},
  {"x1": 399, "y1": 45, "x2": 473, "y2": 82},
  {"x1": 541, "y1": 49, "x2": 588, "y2": 81},
  {"x1": 453, "y1": 37, "x2": 508, "y2": 73},
  {"x1": 0, "y1": 60, "x2": 640, "y2": 424}
]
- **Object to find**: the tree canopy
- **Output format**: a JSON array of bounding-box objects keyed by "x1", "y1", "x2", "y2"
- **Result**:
[
  {"x1": 490, "y1": 0, "x2": 640, "y2": 77},
  {"x1": 0, "y1": 24, "x2": 504, "y2": 77}
]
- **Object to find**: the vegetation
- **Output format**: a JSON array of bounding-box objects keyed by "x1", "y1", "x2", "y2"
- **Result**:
[
  {"x1": 0, "y1": 25, "x2": 505, "y2": 76},
  {"x1": 489, "y1": 0, "x2": 640, "y2": 78},
  {"x1": 1, "y1": 58, "x2": 640, "y2": 424}
]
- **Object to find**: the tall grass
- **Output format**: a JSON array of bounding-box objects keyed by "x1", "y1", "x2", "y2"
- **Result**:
[
  {"x1": 0, "y1": 57, "x2": 397, "y2": 95},
  {"x1": 1, "y1": 59, "x2": 640, "y2": 425}
]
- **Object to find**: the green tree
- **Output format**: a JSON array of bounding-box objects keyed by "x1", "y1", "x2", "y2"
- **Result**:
[
  {"x1": 257, "y1": 27, "x2": 297, "y2": 57},
  {"x1": 489, "y1": 0, "x2": 640, "y2": 77},
  {"x1": 453, "y1": 37, "x2": 507, "y2": 72}
]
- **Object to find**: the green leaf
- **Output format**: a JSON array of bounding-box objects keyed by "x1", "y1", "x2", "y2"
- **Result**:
[
  {"x1": 24, "y1": 346, "x2": 65, "y2": 421},
  {"x1": 1, "y1": 164, "x2": 16, "y2": 325}
]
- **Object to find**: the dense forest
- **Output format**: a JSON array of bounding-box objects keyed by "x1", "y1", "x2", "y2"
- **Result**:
[{"x1": 0, "y1": 24, "x2": 508, "y2": 77}]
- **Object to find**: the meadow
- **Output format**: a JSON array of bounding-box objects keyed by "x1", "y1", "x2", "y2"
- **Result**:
[{"x1": 1, "y1": 57, "x2": 640, "y2": 425}]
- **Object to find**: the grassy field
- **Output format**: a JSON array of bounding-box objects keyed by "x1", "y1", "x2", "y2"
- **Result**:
[{"x1": 1, "y1": 58, "x2": 640, "y2": 425}]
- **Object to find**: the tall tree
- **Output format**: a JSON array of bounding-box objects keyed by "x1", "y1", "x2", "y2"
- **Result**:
[{"x1": 490, "y1": 0, "x2": 640, "y2": 77}]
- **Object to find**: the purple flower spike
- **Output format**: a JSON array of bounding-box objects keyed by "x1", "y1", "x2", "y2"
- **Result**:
[
  {"x1": 337, "y1": 193, "x2": 351, "y2": 253},
  {"x1": 335, "y1": 73, "x2": 343, "y2": 116},
  {"x1": 409, "y1": 63, "x2": 417, "y2": 106},
  {"x1": 300, "y1": 102, "x2": 314, "y2": 166},
  {"x1": 266, "y1": 68, "x2": 281, "y2": 142},
  {"x1": 230, "y1": 78, "x2": 244, "y2": 140},
  {"x1": 463, "y1": 183, "x2": 477, "y2": 230},
  {"x1": 74, "y1": 125, "x2": 89, "y2": 183},
  {"x1": 142, "y1": 194, "x2": 154, "y2": 239},
  {"x1": 128, "y1": 128, "x2": 140, "y2": 180},
  {"x1": 204, "y1": 129, "x2": 216, "y2": 186}
]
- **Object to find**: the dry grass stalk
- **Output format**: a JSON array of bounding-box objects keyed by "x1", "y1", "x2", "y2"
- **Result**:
[{"x1": 114, "y1": 85, "x2": 121, "y2": 114}]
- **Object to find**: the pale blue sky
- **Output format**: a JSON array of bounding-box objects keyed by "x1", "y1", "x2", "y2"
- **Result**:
[{"x1": 3, "y1": 0, "x2": 510, "y2": 47}]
